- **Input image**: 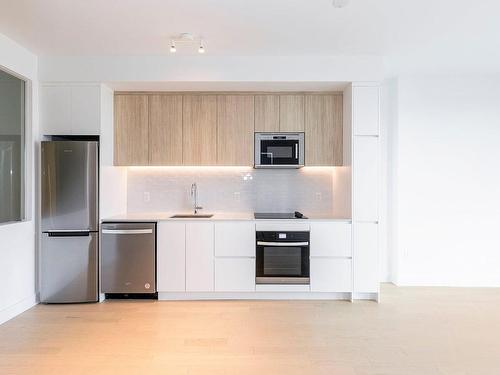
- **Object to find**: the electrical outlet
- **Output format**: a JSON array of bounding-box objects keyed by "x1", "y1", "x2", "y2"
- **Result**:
[
  {"x1": 315, "y1": 192, "x2": 322, "y2": 201},
  {"x1": 143, "y1": 192, "x2": 150, "y2": 203}
]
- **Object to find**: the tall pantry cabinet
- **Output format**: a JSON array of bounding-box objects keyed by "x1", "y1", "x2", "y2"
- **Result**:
[{"x1": 345, "y1": 84, "x2": 380, "y2": 301}]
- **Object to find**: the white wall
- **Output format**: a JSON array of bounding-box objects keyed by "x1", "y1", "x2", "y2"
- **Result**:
[
  {"x1": 0, "y1": 33, "x2": 38, "y2": 324},
  {"x1": 38, "y1": 55, "x2": 384, "y2": 83},
  {"x1": 388, "y1": 73, "x2": 500, "y2": 286}
]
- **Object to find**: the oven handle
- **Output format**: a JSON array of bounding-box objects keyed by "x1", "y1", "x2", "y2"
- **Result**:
[
  {"x1": 295, "y1": 144, "x2": 298, "y2": 159},
  {"x1": 257, "y1": 241, "x2": 309, "y2": 246}
]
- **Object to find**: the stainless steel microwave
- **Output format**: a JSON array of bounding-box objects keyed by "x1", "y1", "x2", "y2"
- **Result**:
[{"x1": 254, "y1": 133, "x2": 305, "y2": 168}]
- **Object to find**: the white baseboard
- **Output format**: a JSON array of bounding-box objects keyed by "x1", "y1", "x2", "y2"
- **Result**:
[
  {"x1": 0, "y1": 294, "x2": 37, "y2": 325},
  {"x1": 352, "y1": 292, "x2": 379, "y2": 301},
  {"x1": 158, "y1": 292, "x2": 353, "y2": 301}
]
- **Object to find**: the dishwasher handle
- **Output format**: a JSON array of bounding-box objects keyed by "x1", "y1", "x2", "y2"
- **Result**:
[{"x1": 102, "y1": 229, "x2": 153, "y2": 235}]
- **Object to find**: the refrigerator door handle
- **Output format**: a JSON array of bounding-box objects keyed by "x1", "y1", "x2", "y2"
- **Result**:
[{"x1": 47, "y1": 231, "x2": 91, "y2": 237}]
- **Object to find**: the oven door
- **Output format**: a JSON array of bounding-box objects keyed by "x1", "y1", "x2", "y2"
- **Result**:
[{"x1": 256, "y1": 241, "x2": 310, "y2": 284}]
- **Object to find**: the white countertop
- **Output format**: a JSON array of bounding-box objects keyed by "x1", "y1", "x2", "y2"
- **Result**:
[{"x1": 102, "y1": 212, "x2": 351, "y2": 222}]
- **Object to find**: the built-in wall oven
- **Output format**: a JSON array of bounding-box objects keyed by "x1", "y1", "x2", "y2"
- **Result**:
[
  {"x1": 254, "y1": 133, "x2": 305, "y2": 168},
  {"x1": 256, "y1": 231, "x2": 310, "y2": 284}
]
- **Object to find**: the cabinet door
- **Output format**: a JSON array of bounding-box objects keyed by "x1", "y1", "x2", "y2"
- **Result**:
[
  {"x1": 310, "y1": 258, "x2": 352, "y2": 292},
  {"x1": 186, "y1": 222, "x2": 214, "y2": 292},
  {"x1": 217, "y1": 95, "x2": 254, "y2": 166},
  {"x1": 310, "y1": 222, "x2": 351, "y2": 257},
  {"x1": 114, "y1": 94, "x2": 149, "y2": 166},
  {"x1": 353, "y1": 136, "x2": 379, "y2": 221},
  {"x1": 182, "y1": 95, "x2": 217, "y2": 165},
  {"x1": 157, "y1": 222, "x2": 185, "y2": 292},
  {"x1": 352, "y1": 86, "x2": 379, "y2": 135},
  {"x1": 255, "y1": 95, "x2": 279, "y2": 132},
  {"x1": 40, "y1": 85, "x2": 71, "y2": 135},
  {"x1": 305, "y1": 94, "x2": 343, "y2": 166},
  {"x1": 215, "y1": 222, "x2": 255, "y2": 257},
  {"x1": 71, "y1": 85, "x2": 101, "y2": 135},
  {"x1": 215, "y1": 258, "x2": 255, "y2": 292},
  {"x1": 353, "y1": 223, "x2": 378, "y2": 293},
  {"x1": 149, "y1": 95, "x2": 183, "y2": 165},
  {"x1": 279, "y1": 95, "x2": 304, "y2": 132}
]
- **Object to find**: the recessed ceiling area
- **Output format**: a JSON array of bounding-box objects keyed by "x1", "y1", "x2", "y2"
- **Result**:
[
  {"x1": 107, "y1": 81, "x2": 349, "y2": 92},
  {"x1": 0, "y1": 0, "x2": 499, "y2": 66}
]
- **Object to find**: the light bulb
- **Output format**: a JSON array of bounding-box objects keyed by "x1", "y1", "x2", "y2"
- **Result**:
[
  {"x1": 170, "y1": 42, "x2": 176, "y2": 53},
  {"x1": 198, "y1": 44, "x2": 205, "y2": 54}
]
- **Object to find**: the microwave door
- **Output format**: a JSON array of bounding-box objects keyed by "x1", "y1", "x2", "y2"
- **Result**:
[{"x1": 261, "y1": 140, "x2": 298, "y2": 166}]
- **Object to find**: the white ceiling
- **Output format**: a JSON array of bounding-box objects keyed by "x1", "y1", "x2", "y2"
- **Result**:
[{"x1": 0, "y1": 0, "x2": 499, "y2": 64}]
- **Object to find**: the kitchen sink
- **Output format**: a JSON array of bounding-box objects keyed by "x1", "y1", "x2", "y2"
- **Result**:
[{"x1": 170, "y1": 214, "x2": 214, "y2": 218}]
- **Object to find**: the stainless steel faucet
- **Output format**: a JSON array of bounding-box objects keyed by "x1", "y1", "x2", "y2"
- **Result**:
[{"x1": 190, "y1": 183, "x2": 203, "y2": 214}]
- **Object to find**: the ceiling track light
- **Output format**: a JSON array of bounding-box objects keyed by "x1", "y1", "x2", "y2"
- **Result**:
[
  {"x1": 332, "y1": 0, "x2": 349, "y2": 8},
  {"x1": 169, "y1": 33, "x2": 206, "y2": 54}
]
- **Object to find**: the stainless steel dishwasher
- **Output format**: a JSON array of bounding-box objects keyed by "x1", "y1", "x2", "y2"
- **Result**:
[{"x1": 101, "y1": 222, "x2": 156, "y2": 297}]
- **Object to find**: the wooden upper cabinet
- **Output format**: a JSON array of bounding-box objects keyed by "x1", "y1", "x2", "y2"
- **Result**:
[
  {"x1": 183, "y1": 95, "x2": 217, "y2": 165},
  {"x1": 114, "y1": 94, "x2": 149, "y2": 166},
  {"x1": 113, "y1": 91, "x2": 343, "y2": 167},
  {"x1": 255, "y1": 95, "x2": 279, "y2": 132},
  {"x1": 305, "y1": 94, "x2": 343, "y2": 166},
  {"x1": 149, "y1": 95, "x2": 183, "y2": 165},
  {"x1": 217, "y1": 95, "x2": 255, "y2": 166},
  {"x1": 280, "y1": 95, "x2": 304, "y2": 132}
]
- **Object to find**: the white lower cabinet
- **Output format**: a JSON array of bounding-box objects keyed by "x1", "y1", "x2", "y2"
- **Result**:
[
  {"x1": 156, "y1": 219, "x2": 367, "y2": 299},
  {"x1": 353, "y1": 222, "x2": 379, "y2": 293},
  {"x1": 215, "y1": 258, "x2": 255, "y2": 292},
  {"x1": 215, "y1": 222, "x2": 255, "y2": 257},
  {"x1": 157, "y1": 222, "x2": 185, "y2": 292},
  {"x1": 186, "y1": 222, "x2": 215, "y2": 292},
  {"x1": 310, "y1": 222, "x2": 352, "y2": 257},
  {"x1": 310, "y1": 258, "x2": 352, "y2": 292}
]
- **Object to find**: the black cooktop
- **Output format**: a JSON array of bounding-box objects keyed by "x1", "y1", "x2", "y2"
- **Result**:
[{"x1": 254, "y1": 212, "x2": 308, "y2": 220}]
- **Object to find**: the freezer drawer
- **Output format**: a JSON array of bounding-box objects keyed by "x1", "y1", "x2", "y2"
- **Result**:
[
  {"x1": 101, "y1": 222, "x2": 156, "y2": 294},
  {"x1": 41, "y1": 231, "x2": 98, "y2": 303}
]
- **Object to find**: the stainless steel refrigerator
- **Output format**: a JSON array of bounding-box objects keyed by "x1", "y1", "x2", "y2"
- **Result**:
[{"x1": 41, "y1": 140, "x2": 99, "y2": 303}]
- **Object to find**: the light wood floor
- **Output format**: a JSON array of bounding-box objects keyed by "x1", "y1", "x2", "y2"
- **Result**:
[{"x1": 1, "y1": 284, "x2": 500, "y2": 375}]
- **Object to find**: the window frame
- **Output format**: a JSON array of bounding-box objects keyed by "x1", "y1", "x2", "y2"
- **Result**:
[{"x1": 0, "y1": 65, "x2": 31, "y2": 225}]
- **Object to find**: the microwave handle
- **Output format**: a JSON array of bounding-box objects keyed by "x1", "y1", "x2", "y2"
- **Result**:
[{"x1": 295, "y1": 144, "x2": 298, "y2": 159}]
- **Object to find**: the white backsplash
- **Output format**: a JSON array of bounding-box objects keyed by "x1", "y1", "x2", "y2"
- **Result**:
[{"x1": 127, "y1": 167, "x2": 341, "y2": 215}]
